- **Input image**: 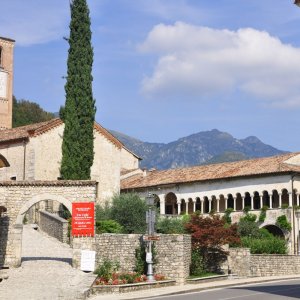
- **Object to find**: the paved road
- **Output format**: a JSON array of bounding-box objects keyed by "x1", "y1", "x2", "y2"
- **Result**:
[
  {"x1": 0, "y1": 224, "x2": 95, "y2": 300},
  {"x1": 150, "y1": 279, "x2": 300, "y2": 300}
]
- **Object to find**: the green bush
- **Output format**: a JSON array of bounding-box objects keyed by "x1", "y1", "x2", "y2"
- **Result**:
[
  {"x1": 237, "y1": 219, "x2": 260, "y2": 238},
  {"x1": 240, "y1": 213, "x2": 257, "y2": 223},
  {"x1": 110, "y1": 193, "x2": 148, "y2": 234},
  {"x1": 156, "y1": 217, "x2": 187, "y2": 234},
  {"x1": 222, "y1": 208, "x2": 234, "y2": 224},
  {"x1": 241, "y1": 236, "x2": 287, "y2": 254},
  {"x1": 95, "y1": 220, "x2": 123, "y2": 234},
  {"x1": 276, "y1": 215, "x2": 292, "y2": 232},
  {"x1": 190, "y1": 249, "x2": 205, "y2": 276},
  {"x1": 94, "y1": 259, "x2": 120, "y2": 280},
  {"x1": 281, "y1": 204, "x2": 289, "y2": 209},
  {"x1": 243, "y1": 206, "x2": 251, "y2": 214},
  {"x1": 258, "y1": 206, "x2": 268, "y2": 223},
  {"x1": 96, "y1": 203, "x2": 112, "y2": 221}
]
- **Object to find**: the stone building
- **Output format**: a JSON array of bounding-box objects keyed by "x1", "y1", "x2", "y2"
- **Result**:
[
  {"x1": 0, "y1": 36, "x2": 14, "y2": 130},
  {"x1": 121, "y1": 152, "x2": 300, "y2": 254},
  {"x1": 0, "y1": 118, "x2": 140, "y2": 203}
]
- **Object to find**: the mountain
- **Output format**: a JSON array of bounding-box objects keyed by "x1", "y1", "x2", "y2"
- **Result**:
[{"x1": 110, "y1": 129, "x2": 287, "y2": 170}]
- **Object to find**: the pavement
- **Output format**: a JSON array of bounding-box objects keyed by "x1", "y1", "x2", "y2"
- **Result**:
[{"x1": 88, "y1": 274, "x2": 300, "y2": 300}]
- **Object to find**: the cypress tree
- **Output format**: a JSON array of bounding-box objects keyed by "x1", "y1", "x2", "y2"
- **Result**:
[{"x1": 60, "y1": 0, "x2": 96, "y2": 180}]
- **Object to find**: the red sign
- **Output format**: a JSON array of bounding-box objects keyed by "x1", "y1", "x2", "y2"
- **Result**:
[{"x1": 72, "y1": 202, "x2": 95, "y2": 236}]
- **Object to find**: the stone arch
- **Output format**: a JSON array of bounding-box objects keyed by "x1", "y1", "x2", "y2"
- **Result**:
[
  {"x1": 219, "y1": 194, "x2": 225, "y2": 212},
  {"x1": 187, "y1": 198, "x2": 193, "y2": 214},
  {"x1": 211, "y1": 196, "x2": 217, "y2": 212},
  {"x1": 236, "y1": 193, "x2": 243, "y2": 211},
  {"x1": 165, "y1": 192, "x2": 177, "y2": 215},
  {"x1": 195, "y1": 197, "x2": 201, "y2": 212},
  {"x1": 0, "y1": 154, "x2": 10, "y2": 168},
  {"x1": 281, "y1": 189, "x2": 289, "y2": 207},
  {"x1": 262, "y1": 224, "x2": 285, "y2": 238},
  {"x1": 227, "y1": 194, "x2": 234, "y2": 209},
  {"x1": 244, "y1": 192, "x2": 251, "y2": 209},
  {"x1": 253, "y1": 191, "x2": 260, "y2": 210},
  {"x1": 16, "y1": 193, "x2": 72, "y2": 225},
  {"x1": 203, "y1": 196, "x2": 209, "y2": 213},
  {"x1": 180, "y1": 199, "x2": 186, "y2": 215},
  {"x1": 262, "y1": 190, "x2": 270, "y2": 208}
]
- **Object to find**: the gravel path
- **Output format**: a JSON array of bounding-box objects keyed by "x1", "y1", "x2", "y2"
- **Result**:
[{"x1": 0, "y1": 224, "x2": 95, "y2": 300}]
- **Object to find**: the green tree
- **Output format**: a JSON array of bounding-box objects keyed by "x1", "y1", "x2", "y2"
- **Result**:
[
  {"x1": 12, "y1": 96, "x2": 55, "y2": 127},
  {"x1": 110, "y1": 193, "x2": 148, "y2": 234},
  {"x1": 60, "y1": 0, "x2": 96, "y2": 180}
]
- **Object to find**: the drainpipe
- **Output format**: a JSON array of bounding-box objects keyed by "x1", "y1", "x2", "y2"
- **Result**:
[
  {"x1": 291, "y1": 173, "x2": 297, "y2": 254},
  {"x1": 23, "y1": 140, "x2": 27, "y2": 180}
]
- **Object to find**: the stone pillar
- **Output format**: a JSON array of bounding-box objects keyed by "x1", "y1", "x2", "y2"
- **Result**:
[
  {"x1": 208, "y1": 199, "x2": 212, "y2": 213},
  {"x1": 269, "y1": 194, "x2": 273, "y2": 209},
  {"x1": 159, "y1": 195, "x2": 165, "y2": 215},
  {"x1": 289, "y1": 192, "x2": 293, "y2": 208},
  {"x1": 216, "y1": 198, "x2": 220, "y2": 213},
  {"x1": 251, "y1": 195, "x2": 254, "y2": 210},
  {"x1": 193, "y1": 200, "x2": 196, "y2": 213},
  {"x1": 225, "y1": 198, "x2": 228, "y2": 210},
  {"x1": 200, "y1": 200, "x2": 204, "y2": 214},
  {"x1": 11, "y1": 224, "x2": 23, "y2": 267},
  {"x1": 297, "y1": 194, "x2": 300, "y2": 207},
  {"x1": 233, "y1": 197, "x2": 237, "y2": 211},
  {"x1": 260, "y1": 195, "x2": 263, "y2": 209},
  {"x1": 242, "y1": 196, "x2": 245, "y2": 210},
  {"x1": 185, "y1": 200, "x2": 189, "y2": 214},
  {"x1": 279, "y1": 193, "x2": 282, "y2": 208},
  {"x1": 177, "y1": 202, "x2": 181, "y2": 215}
]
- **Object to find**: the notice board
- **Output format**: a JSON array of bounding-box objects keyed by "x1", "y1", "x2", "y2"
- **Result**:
[{"x1": 72, "y1": 202, "x2": 95, "y2": 236}]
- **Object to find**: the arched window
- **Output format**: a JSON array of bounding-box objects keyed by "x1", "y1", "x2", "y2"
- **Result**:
[{"x1": 0, "y1": 154, "x2": 10, "y2": 168}]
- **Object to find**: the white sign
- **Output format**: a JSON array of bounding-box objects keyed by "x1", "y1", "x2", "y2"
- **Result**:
[
  {"x1": 80, "y1": 250, "x2": 96, "y2": 272},
  {"x1": 146, "y1": 252, "x2": 152, "y2": 263},
  {"x1": 0, "y1": 71, "x2": 7, "y2": 99}
]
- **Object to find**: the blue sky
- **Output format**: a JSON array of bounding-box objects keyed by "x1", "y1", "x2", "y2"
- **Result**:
[{"x1": 2, "y1": 0, "x2": 300, "y2": 151}]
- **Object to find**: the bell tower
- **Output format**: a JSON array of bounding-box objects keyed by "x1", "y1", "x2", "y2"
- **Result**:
[{"x1": 0, "y1": 36, "x2": 15, "y2": 130}]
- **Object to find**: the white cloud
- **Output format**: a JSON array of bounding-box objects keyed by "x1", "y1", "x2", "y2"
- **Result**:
[
  {"x1": 139, "y1": 22, "x2": 300, "y2": 107},
  {"x1": 0, "y1": 0, "x2": 70, "y2": 46}
]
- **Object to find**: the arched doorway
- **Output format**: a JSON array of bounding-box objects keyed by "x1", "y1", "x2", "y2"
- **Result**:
[
  {"x1": 165, "y1": 192, "x2": 177, "y2": 215},
  {"x1": 263, "y1": 224, "x2": 285, "y2": 238}
]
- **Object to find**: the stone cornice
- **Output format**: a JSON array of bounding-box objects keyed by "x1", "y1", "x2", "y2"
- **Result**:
[{"x1": 0, "y1": 180, "x2": 97, "y2": 187}]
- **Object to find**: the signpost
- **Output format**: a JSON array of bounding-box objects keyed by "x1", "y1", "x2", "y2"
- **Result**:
[{"x1": 72, "y1": 202, "x2": 95, "y2": 237}]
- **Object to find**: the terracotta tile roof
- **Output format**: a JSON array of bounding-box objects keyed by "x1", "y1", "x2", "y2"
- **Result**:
[
  {"x1": 0, "y1": 119, "x2": 126, "y2": 150},
  {"x1": 0, "y1": 180, "x2": 97, "y2": 187},
  {"x1": 121, "y1": 152, "x2": 300, "y2": 190}
]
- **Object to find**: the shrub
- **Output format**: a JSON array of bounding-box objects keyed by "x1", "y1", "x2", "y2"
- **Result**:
[
  {"x1": 96, "y1": 203, "x2": 112, "y2": 221},
  {"x1": 110, "y1": 193, "x2": 148, "y2": 233},
  {"x1": 222, "y1": 208, "x2": 234, "y2": 224},
  {"x1": 241, "y1": 236, "x2": 287, "y2": 254},
  {"x1": 243, "y1": 206, "x2": 251, "y2": 214},
  {"x1": 156, "y1": 217, "x2": 186, "y2": 234},
  {"x1": 281, "y1": 204, "x2": 289, "y2": 209},
  {"x1": 95, "y1": 220, "x2": 123, "y2": 234},
  {"x1": 237, "y1": 219, "x2": 260, "y2": 238},
  {"x1": 190, "y1": 250, "x2": 205, "y2": 276},
  {"x1": 185, "y1": 214, "x2": 240, "y2": 272},
  {"x1": 276, "y1": 215, "x2": 292, "y2": 232},
  {"x1": 240, "y1": 213, "x2": 257, "y2": 223},
  {"x1": 94, "y1": 259, "x2": 120, "y2": 281},
  {"x1": 258, "y1": 206, "x2": 268, "y2": 223}
]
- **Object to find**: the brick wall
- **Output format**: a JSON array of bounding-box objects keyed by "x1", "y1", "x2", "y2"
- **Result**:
[{"x1": 39, "y1": 210, "x2": 69, "y2": 244}]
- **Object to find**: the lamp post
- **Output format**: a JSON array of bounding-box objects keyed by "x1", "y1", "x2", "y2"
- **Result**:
[
  {"x1": 146, "y1": 193, "x2": 156, "y2": 282},
  {"x1": 295, "y1": 211, "x2": 300, "y2": 255}
]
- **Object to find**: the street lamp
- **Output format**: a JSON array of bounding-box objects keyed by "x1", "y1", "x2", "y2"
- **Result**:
[{"x1": 146, "y1": 193, "x2": 156, "y2": 282}]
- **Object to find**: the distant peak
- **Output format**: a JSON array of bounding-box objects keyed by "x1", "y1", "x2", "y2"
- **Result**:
[{"x1": 243, "y1": 136, "x2": 262, "y2": 143}]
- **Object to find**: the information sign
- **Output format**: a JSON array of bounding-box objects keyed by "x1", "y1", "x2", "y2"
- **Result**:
[
  {"x1": 80, "y1": 250, "x2": 96, "y2": 272},
  {"x1": 72, "y1": 202, "x2": 94, "y2": 236}
]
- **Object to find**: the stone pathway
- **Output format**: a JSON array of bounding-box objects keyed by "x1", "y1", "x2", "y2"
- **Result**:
[{"x1": 0, "y1": 224, "x2": 95, "y2": 300}]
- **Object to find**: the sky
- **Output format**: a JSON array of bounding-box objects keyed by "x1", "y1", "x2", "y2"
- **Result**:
[{"x1": 2, "y1": 0, "x2": 300, "y2": 151}]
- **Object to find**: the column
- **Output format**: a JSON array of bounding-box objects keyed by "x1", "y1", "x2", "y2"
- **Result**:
[
  {"x1": 279, "y1": 193, "x2": 282, "y2": 208},
  {"x1": 159, "y1": 196, "x2": 165, "y2": 215},
  {"x1": 289, "y1": 192, "x2": 293, "y2": 208},
  {"x1": 242, "y1": 196, "x2": 245, "y2": 210},
  {"x1": 200, "y1": 200, "x2": 204, "y2": 214},
  {"x1": 216, "y1": 198, "x2": 220, "y2": 213},
  {"x1": 225, "y1": 198, "x2": 228, "y2": 210},
  {"x1": 297, "y1": 194, "x2": 300, "y2": 207},
  {"x1": 233, "y1": 197, "x2": 237, "y2": 211},
  {"x1": 208, "y1": 199, "x2": 212, "y2": 213},
  {"x1": 269, "y1": 193, "x2": 273, "y2": 209},
  {"x1": 185, "y1": 200, "x2": 189, "y2": 214},
  {"x1": 251, "y1": 195, "x2": 254, "y2": 210},
  {"x1": 193, "y1": 200, "x2": 196, "y2": 213},
  {"x1": 260, "y1": 195, "x2": 263, "y2": 209},
  {"x1": 177, "y1": 201, "x2": 181, "y2": 215}
]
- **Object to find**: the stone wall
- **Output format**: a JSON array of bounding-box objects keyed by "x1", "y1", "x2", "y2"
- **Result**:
[
  {"x1": 0, "y1": 181, "x2": 97, "y2": 267},
  {"x1": 38, "y1": 210, "x2": 69, "y2": 244},
  {"x1": 72, "y1": 234, "x2": 191, "y2": 284},
  {"x1": 228, "y1": 248, "x2": 300, "y2": 277}
]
